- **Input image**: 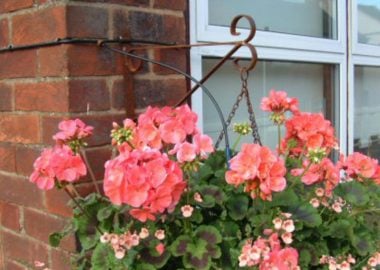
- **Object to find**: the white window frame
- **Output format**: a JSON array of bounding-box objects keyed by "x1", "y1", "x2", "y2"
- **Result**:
[{"x1": 190, "y1": 0, "x2": 348, "y2": 155}]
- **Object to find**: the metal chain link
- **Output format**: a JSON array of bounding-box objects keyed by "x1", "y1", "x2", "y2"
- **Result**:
[{"x1": 215, "y1": 69, "x2": 261, "y2": 149}]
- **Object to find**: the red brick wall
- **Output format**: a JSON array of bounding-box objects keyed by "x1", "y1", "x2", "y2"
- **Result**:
[{"x1": 0, "y1": 0, "x2": 188, "y2": 268}]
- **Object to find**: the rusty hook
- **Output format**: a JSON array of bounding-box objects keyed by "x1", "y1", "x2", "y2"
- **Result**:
[
  {"x1": 230, "y1": 14, "x2": 256, "y2": 43},
  {"x1": 233, "y1": 43, "x2": 258, "y2": 73}
]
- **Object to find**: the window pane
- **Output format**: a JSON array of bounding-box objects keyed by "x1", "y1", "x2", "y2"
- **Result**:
[
  {"x1": 208, "y1": 0, "x2": 338, "y2": 39},
  {"x1": 358, "y1": 1, "x2": 380, "y2": 45},
  {"x1": 202, "y1": 59, "x2": 339, "y2": 149},
  {"x1": 354, "y1": 66, "x2": 380, "y2": 160}
]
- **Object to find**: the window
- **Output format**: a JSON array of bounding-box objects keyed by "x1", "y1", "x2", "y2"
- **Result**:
[{"x1": 190, "y1": 0, "x2": 380, "y2": 159}]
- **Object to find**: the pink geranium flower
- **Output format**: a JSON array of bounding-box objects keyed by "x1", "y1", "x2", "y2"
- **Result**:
[
  {"x1": 226, "y1": 143, "x2": 286, "y2": 200},
  {"x1": 281, "y1": 112, "x2": 337, "y2": 157},
  {"x1": 30, "y1": 145, "x2": 87, "y2": 190},
  {"x1": 261, "y1": 90, "x2": 299, "y2": 114},
  {"x1": 339, "y1": 152, "x2": 379, "y2": 182},
  {"x1": 53, "y1": 119, "x2": 93, "y2": 143},
  {"x1": 104, "y1": 149, "x2": 186, "y2": 222}
]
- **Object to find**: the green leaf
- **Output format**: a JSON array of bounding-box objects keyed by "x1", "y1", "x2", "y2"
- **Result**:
[
  {"x1": 351, "y1": 235, "x2": 374, "y2": 256},
  {"x1": 170, "y1": 235, "x2": 192, "y2": 256},
  {"x1": 136, "y1": 263, "x2": 156, "y2": 270},
  {"x1": 195, "y1": 225, "x2": 222, "y2": 245},
  {"x1": 199, "y1": 185, "x2": 225, "y2": 205},
  {"x1": 299, "y1": 249, "x2": 312, "y2": 267},
  {"x1": 96, "y1": 205, "x2": 114, "y2": 221},
  {"x1": 49, "y1": 232, "x2": 63, "y2": 247},
  {"x1": 270, "y1": 188, "x2": 299, "y2": 207},
  {"x1": 91, "y1": 244, "x2": 110, "y2": 269},
  {"x1": 326, "y1": 220, "x2": 353, "y2": 239},
  {"x1": 140, "y1": 248, "x2": 170, "y2": 268},
  {"x1": 335, "y1": 181, "x2": 370, "y2": 206},
  {"x1": 289, "y1": 204, "x2": 322, "y2": 227},
  {"x1": 227, "y1": 194, "x2": 249, "y2": 221},
  {"x1": 183, "y1": 252, "x2": 211, "y2": 270}
]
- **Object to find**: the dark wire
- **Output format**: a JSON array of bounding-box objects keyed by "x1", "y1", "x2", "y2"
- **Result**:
[{"x1": 102, "y1": 44, "x2": 231, "y2": 164}]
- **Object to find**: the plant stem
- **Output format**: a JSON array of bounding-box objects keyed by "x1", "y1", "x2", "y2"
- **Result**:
[
  {"x1": 64, "y1": 186, "x2": 103, "y2": 235},
  {"x1": 232, "y1": 134, "x2": 242, "y2": 152},
  {"x1": 80, "y1": 149, "x2": 100, "y2": 194},
  {"x1": 351, "y1": 208, "x2": 380, "y2": 216},
  {"x1": 277, "y1": 124, "x2": 281, "y2": 150}
]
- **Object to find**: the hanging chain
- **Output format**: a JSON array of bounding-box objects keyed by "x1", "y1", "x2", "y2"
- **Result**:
[
  {"x1": 215, "y1": 84, "x2": 245, "y2": 148},
  {"x1": 215, "y1": 68, "x2": 261, "y2": 149},
  {"x1": 241, "y1": 70, "x2": 262, "y2": 145}
]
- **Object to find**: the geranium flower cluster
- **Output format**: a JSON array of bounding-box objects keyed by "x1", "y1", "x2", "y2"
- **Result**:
[
  {"x1": 100, "y1": 231, "x2": 140, "y2": 259},
  {"x1": 105, "y1": 105, "x2": 214, "y2": 222},
  {"x1": 238, "y1": 233, "x2": 299, "y2": 269},
  {"x1": 281, "y1": 112, "x2": 337, "y2": 157},
  {"x1": 319, "y1": 254, "x2": 356, "y2": 270},
  {"x1": 363, "y1": 252, "x2": 380, "y2": 269},
  {"x1": 271, "y1": 213, "x2": 295, "y2": 245},
  {"x1": 53, "y1": 118, "x2": 94, "y2": 144},
  {"x1": 104, "y1": 148, "x2": 186, "y2": 222},
  {"x1": 30, "y1": 119, "x2": 92, "y2": 190},
  {"x1": 309, "y1": 188, "x2": 347, "y2": 213},
  {"x1": 225, "y1": 143, "x2": 286, "y2": 200},
  {"x1": 339, "y1": 152, "x2": 380, "y2": 184},
  {"x1": 291, "y1": 157, "x2": 340, "y2": 196},
  {"x1": 260, "y1": 89, "x2": 299, "y2": 124}
]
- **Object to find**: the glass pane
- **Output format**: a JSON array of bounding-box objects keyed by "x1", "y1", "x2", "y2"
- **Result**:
[
  {"x1": 354, "y1": 66, "x2": 380, "y2": 160},
  {"x1": 358, "y1": 0, "x2": 380, "y2": 45},
  {"x1": 208, "y1": 0, "x2": 338, "y2": 39},
  {"x1": 201, "y1": 59, "x2": 339, "y2": 150}
]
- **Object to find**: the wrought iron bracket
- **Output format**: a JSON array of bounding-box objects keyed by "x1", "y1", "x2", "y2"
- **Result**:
[{"x1": 0, "y1": 15, "x2": 259, "y2": 159}]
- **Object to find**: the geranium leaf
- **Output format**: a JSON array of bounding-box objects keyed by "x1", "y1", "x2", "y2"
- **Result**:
[
  {"x1": 289, "y1": 204, "x2": 322, "y2": 227},
  {"x1": 183, "y1": 253, "x2": 211, "y2": 270},
  {"x1": 270, "y1": 188, "x2": 299, "y2": 207},
  {"x1": 96, "y1": 205, "x2": 114, "y2": 221},
  {"x1": 195, "y1": 225, "x2": 222, "y2": 245},
  {"x1": 335, "y1": 181, "x2": 370, "y2": 206},
  {"x1": 170, "y1": 235, "x2": 192, "y2": 257},
  {"x1": 140, "y1": 248, "x2": 170, "y2": 268},
  {"x1": 226, "y1": 195, "x2": 249, "y2": 221},
  {"x1": 49, "y1": 232, "x2": 63, "y2": 247}
]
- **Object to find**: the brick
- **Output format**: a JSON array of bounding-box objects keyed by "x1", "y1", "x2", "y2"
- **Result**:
[
  {"x1": 84, "y1": 147, "x2": 112, "y2": 180},
  {"x1": 129, "y1": 12, "x2": 186, "y2": 44},
  {"x1": 41, "y1": 115, "x2": 62, "y2": 145},
  {"x1": 68, "y1": 79, "x2": 110, "y2": 112},
  {"x1": 2, "y1": 230, "x2": 49, "y2": 267},
  {"x1": 162, "y1": 15, "x2": 187, "y2": 43},
  {"x1": 0, "y1": 83, "x2": 13, "y2": 111},
  {"x1": 0, "y1": 50, "x2": 37, "y2": 79},
  {"x1": 0, "y1": 143, "x2": 16, "y2": 172},
  {"x1": 0, "y1": 202, "x2": 20, "y2": 231},
  {"x1": 112, "y1": 9, "x2": 130, "y2": 39},
  {"x1": 0, "y1": 114, "x2": 40, "y2": 144},
  {"x1": 66, "y1": 5, "x2": 108, "y2": 38},
  {"x1": 15, "y1": 146, "x2": 41, "y2": 176},
  {"x1": 0, "y1": 18, "x2": 9, "y2": 48},
  {"x1": 70, "y1": 0, "x2": 149, "y2": 6},
  {"x1": 129, "y1": 11, "x2": 163, "y2": 41},
  {"x1": 0, "y1": 0, "x2": 34, "y2": 13},
  {"x1": 67, "y1": 45, "x2": 123, "y2": 76},
  {"x1": 153, "y1": 0, "x2": 187, "y2": 11},
  {"x1": 15, "y1": 81, "x2": 69, "y2": 112},
  {"x1": 24, "y1": 208, "x2": 76, "y2": 251},
  {"x1": 0, "y1": 173, "x2": 44, "y2": 208},
  {"x1": 51, "y1": 249, "x2": 72, "y2": 270},
  {"x1": 12, "y1": 6, "x2": 66, "y2": 46},
  {"x1": 4, "y1": 260, "x2": 28, "y2": 270},
  {"x1": 153, "y1": 49, "x2": 187, "y2": 75},
  {"x1": 111, "y1": 79, "x2": 126, "y2": 110},
  {"x1": 45, "y1": 187, "x2": 72, "y2": 217},
  {"x1": 38, "y1": 46, "x2": 68, "y2": 77},
  {"x1": 134, "y1": 78, "x2": 187, "y2": 108}
]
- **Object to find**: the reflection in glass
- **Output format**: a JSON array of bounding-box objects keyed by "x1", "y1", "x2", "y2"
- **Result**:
[
  {"x1": 208, "y1": 0, "x2": 337, "y2": 39},
  {"x1": 354, "y1": 66, "x2": 380, "y2": 160},
  {"x1": 202, "y1": 59, "x2": 339, "y2": 149},
  {"x1": 358, "y1": 0, "x2": 380, "y2": 45}
]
